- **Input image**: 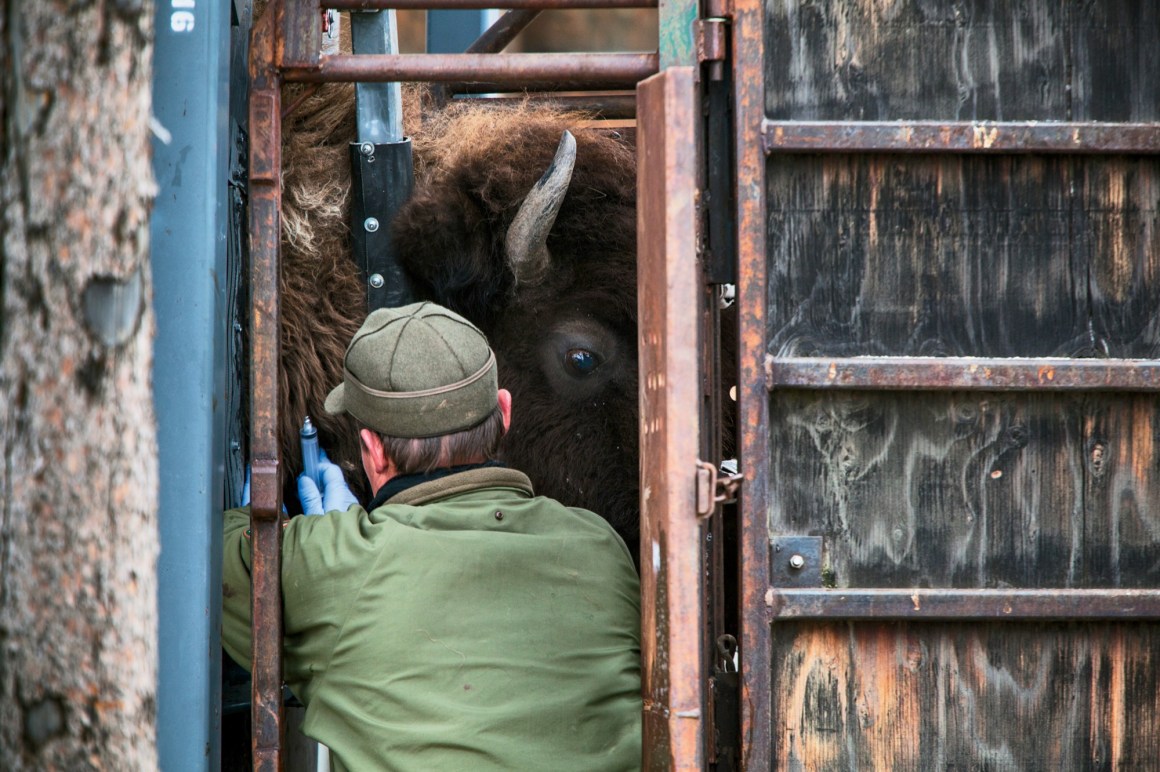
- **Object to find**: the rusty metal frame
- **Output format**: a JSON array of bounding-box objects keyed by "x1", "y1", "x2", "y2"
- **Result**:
[
  {"x1": 246, "y1": 0, "x2": 666, "y2": 767},
  {"x1": 761, "y1": 120, "x2": 1160, "y2": 154},
  {"x1": 637, "y1": 67, "x2": 704, "y2": 771},
  {"x1": 730, "y1": 0, "x2": 770, "y2": 767},
  {"x1": 768, "y1": 589, "x2": 1160, "y2": 620},
  {"x1": 766, "y1": 356, "x2": 1160, "y2": 392},
  {"x1": 284, "y1": 52, "x2": 657, "y2": 85},
  {"x1": 247, "y1": 5, "x2": 286, "y2": 771}
]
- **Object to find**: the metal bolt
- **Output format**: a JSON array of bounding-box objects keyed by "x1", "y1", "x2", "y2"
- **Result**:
[
  {"x1": 359, "y1": 142, "x2": 375, "y2": 157},
  {"x1": 494, "y1": 511, "x2": 504, "y2": 521},
  {"x1": 788, "y1": 554, "x2": 806, "y2": 571},
  {"x1": 364, "y1": 217, "x2": 380, "y2": 233},
  {"x1": 368, "y1": 273, "x2": 385, "y2": 289}
]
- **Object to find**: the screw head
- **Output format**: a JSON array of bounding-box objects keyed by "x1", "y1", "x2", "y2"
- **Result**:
[
  {"x1": 368, "y1": 273, "x2": 385, "y2": 289},
  {"x1": 494, "y1": 510, "x2": 504, "y2": 521},
  {"x1": 359, "y1": 142, "x2": 375, "y2": 157},
  {"x1": 788, "y1": 554, "x2": 806, "y2": 571},
  {"x1": 364, "y1": 217, "x2": 380, "y2": 233}
]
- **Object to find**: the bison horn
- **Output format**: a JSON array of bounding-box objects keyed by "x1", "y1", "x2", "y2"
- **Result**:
[{"x1": 505, "y1": 130, "x2": 576, "y2": 287}]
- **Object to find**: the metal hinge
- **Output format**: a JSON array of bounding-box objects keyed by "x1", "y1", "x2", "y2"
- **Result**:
[
  {"x1": 695, "y1": 460, "x2": 743, "y2": 517},
  {"x1": 695, "y1": 19, "x2": 728, "y2": 66}
]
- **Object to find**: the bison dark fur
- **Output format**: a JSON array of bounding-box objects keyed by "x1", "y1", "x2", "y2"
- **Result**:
[{"x1": 393, "y1": 105, "x2": 642, "y2": 554}]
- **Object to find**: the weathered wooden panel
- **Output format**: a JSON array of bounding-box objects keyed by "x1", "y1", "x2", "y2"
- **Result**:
[
  {"x1": 756, "y1": 2, "x2": 1160, "y2": 767},
  {"x1": 771, "y1": 622, "x2": 1160, "y2": 770},
  {"x1": 765, "y1": 155, "x2": 1160, "y2": 358},
  {"x1": 1082, "y1": 394, "x2": 1160, "y2": 588},
  {"x1": 764, "y1": 0, "x2": 1160, "y2": 122},
  {"x1": 769, "y1": 391, "x2": 1160, "y2": 590}
]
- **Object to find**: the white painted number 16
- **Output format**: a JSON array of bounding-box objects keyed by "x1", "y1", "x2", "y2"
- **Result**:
[{"x1": 171, "y1": 0, "x2": 195, "y2": 33}]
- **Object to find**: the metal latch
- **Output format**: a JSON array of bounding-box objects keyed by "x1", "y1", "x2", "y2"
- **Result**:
[{"x1": 695, "y1": 460, "x2": 743, "y2": 517}]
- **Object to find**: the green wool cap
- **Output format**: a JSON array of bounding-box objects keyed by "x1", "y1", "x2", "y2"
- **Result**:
[{"x1": 324, "y1": 302, "x2": 498, "y2": 438}]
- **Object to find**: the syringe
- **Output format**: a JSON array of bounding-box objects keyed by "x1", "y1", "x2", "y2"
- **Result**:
[{"x1": 300, "y1": 416, "x2": 322, "y2": 490}]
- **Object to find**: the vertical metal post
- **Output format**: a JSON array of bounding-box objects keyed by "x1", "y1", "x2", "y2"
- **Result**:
[
  {"x1": 151, "y1": 0, "x2": 231, "y2": 768},
  {"x1": 730, "y1": 0, "x2": 771, "y2": 767},
  {"x1": 247, "y1": 4, "x2": 286, "y2": 770},
  {"x1": 637, "y1": 67, "x2": 704, "y2": 771},
  {"x1": 350, "y1": 10, "x2": 416, "y2": 310}
]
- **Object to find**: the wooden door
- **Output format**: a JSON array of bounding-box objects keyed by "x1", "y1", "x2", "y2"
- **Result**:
[{"x1": 732, "y1": 2, "x2": 1160, "y2": 768}]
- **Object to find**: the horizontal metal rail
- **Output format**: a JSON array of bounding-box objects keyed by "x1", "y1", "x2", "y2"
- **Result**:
[
  {"x1": 283, "y1": 52, "x2": 658, "y2": 86},
  {"x1": 768, "y1": 588, "x2": 1160, "y2": 621},
  {"x1": 761, "y1": 120, "x2": 1160, "y2": 155},
  {"x1": 766, "y1": 356, "x2": 1160, "y2": 392},
  {"x1": 328, "y1": 0, "x2": 656, "y2": 8}
]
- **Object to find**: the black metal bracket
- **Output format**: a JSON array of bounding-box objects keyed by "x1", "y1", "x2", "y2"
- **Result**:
[
  {"x1": 349, "y1": 140, "x2": 415, "y2": 310},
  {"x1": 769, "y1": 536, "x2": 822, "y2": 588}
]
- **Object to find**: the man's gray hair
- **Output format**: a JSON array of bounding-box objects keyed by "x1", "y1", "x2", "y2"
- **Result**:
[{"x1": 372, "y1": 406, "x2": 505, "y2": 475}]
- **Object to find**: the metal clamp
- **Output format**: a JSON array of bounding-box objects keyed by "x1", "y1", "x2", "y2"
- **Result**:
[{"x1": 695, "y1": 460, "x2": 743, "y2": 517}]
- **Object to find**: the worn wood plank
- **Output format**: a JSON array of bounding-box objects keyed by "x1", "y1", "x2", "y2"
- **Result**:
[
  {"x1": 1076, "y1": 159, "x2": 1160, "y2": 358},
  {"x1": 764, "y1": 1, "x2": 1070, "y2": 121},
  {"x1": 1069, "y1": 2, "x2": 1160, "y2": 122},
  {"x1": 771, "y1": 622, "x2": 1160, "y2": 771},
  {"x1": 766, "y1": 155, "x2": 1102, "y2": 358},
  {"x1": 1082, "y1": 394, "x2": 1160, "y2": 588}
]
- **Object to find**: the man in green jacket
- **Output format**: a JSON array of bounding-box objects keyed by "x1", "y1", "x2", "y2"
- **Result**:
[{"x1": 222, "y1": 302, "x2": 642, "y2": 771}]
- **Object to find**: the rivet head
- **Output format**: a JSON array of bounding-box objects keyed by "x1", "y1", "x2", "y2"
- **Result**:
[
  {"x1": 788, "y1": 554, "x2": 806, "y2": 571},
  {"x1": 359, "y1": 142, "x2": 375, "y2": 157},
  {"x1": 368, "y1": 273, "x2": 385, "y2": 289},
  {"x1": 494, "y1": 511, "x2": 504, "y2": 521},
  {"x1": 364, "y1": 217, "x2": 380, "y2": 233}
]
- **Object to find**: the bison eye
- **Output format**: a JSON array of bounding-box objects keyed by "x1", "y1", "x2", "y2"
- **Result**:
[{"x1": 564, "y1": 348, "x2": 603, "y2": 377}]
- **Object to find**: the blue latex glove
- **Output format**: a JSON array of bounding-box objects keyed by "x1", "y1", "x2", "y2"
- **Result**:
[{"x1": 297, "y1": 450, "x2": 358, "y2": 515}]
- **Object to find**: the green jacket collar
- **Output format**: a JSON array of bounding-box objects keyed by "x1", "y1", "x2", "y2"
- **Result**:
[{"x1": 385, "y1": 466, "x2": 535, "y2": 507}]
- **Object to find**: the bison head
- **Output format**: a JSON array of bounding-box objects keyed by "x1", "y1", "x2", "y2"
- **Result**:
[{"x1": 393, "y1": 105, "x2": 641, "y2": 554}]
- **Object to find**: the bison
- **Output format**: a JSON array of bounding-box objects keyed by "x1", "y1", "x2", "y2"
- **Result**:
[
  {"x1": 272, "y1": 87, "x2": 644, "y2": 552},
  {"x1": 393, "y1": 104, "x2": 641, "y2": 551}
]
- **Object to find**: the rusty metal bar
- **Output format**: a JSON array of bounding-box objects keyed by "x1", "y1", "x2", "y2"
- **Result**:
[
  {"x1": 761, "y1": 120, "x2": 1160, "y2": 155},
  {"x1": 637, "y1": 67, "x2": 704, "y2": 771},
  {"x1": 768, "y1": 589, "x2": 1160, "y2": 621},
  {"x1": 283, "y1": 0, "x2": 322, "y2": 69},
  {"x1": 766, "y1": 356, "x2": 1160, "y2": 392},
  {"x1": 731, "y1": 0, "x2": 771, "y2": 766},
  {"x1": 247, "y1": 5, "x2": 286, "y2": 771},
  {"x1": 329, "y1": 0, "x2": 656, "y2": 7},
  {"x1": 283, "y1": 52, "x2": 658, "y2": 85}
]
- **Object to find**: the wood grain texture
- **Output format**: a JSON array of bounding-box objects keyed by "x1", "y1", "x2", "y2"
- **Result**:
[
  {"x1": 771, "y1": 622, "x2": 1160, "y2": 771},
  {"x1": 759, "y1": 1, "x2": 1160, "y2": 767}
]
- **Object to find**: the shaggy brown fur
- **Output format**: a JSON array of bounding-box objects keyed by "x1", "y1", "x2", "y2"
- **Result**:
[
  {"x1": 393, "y1": 103, "x2": 642, "y2": 551},
  {"x1": 274, "y1": 87, "x2": 646, "y2": 550},
  {"x1": 260, "y1": 7, "x2": 646, "y2": 547}
]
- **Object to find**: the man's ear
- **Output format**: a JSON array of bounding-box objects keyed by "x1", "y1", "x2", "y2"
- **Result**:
[
  {"x1": 359, "y1": 428, "x2": 388, "y2": 474},
  {"x1": 497, "y1": 388, "x2": 512, "y2": 432}
]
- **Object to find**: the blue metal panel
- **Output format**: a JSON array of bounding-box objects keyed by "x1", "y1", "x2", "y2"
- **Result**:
[
  {"x1": 427, "y1": 9, "x2": 496, "y2": 54},
  {"x1": 151, "y1": 0, "x2": 232, "y2": 768}
]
